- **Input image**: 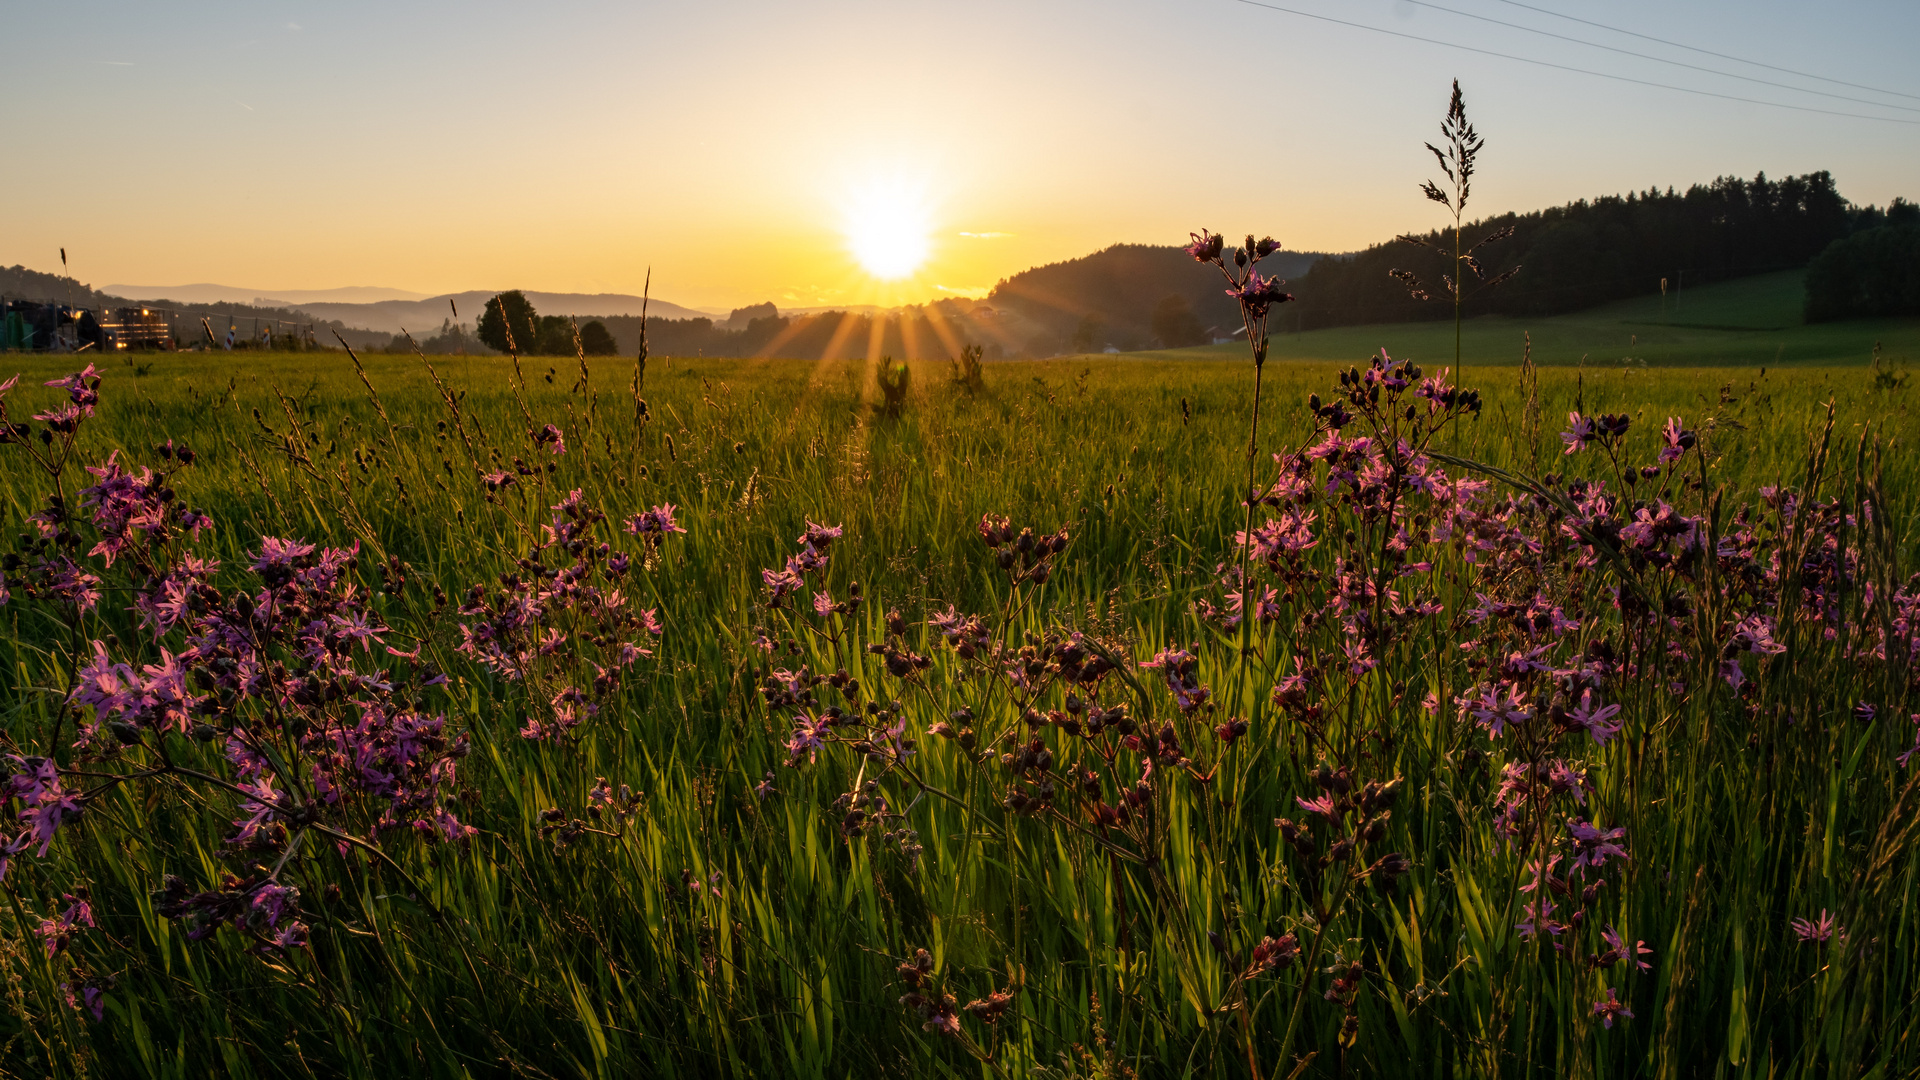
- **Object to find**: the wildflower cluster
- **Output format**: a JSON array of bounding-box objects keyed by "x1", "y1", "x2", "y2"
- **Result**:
[
  {"x1": 456, "y1": 489, "x2": 676, "y2": 740},
  {"x1": 761, "y1": 519, "x2": 843, "y2": 609},
  {"x1": 155, "y1": 873, "x2": 310, "y2": 952},
  {"x1": 0, "y1": 369, "x2": 479, "y2": 1019},
  {"x1": 33, "y1": 891, "x2": 107, "y2": 1022},
  {"x1": 0, "y1": 371, "x2": 208, "y2": 615},
  {"x1": 894, "y1": 948, "x2": 1017, "y2": 1064},
  {"x1": 1275, "y1": 766, "x2": 1411, "y2": 899},
  {"x1": 747, "y1": 316, "x2": 1920, "y2": 1069},
  {"x1": 1209, "y1": 348, "x2": 1478, "y2": 697},
  {"x1": 0, "y1": 362, "x2": 687, "y2": 1015},
  {"x1": 1184, "y1": 231, "x2": 1294, "y2": 366},
  {"x1": 537, "y1": 776, "x2": 645, "y2": 849},
  {"x1": 13, "y1": 491, "x2": 483, "y2": 865}
]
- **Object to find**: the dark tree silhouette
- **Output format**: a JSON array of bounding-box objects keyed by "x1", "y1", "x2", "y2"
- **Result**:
[
  {"x1": 1805, "y1": 225, "x2": 1920, "y2": 322},
  {"x1": 532, "y1": 315, "x2": 576, "y2": 356},
  {"x1": 1295, "y1": 171, "x2": 1855, "y2": 330},
  {"x1": 478, "y1": 291, "x2": 538, "y2": 354},
  {"x1": 579, "y1": 320, "x2": 619, "y2": 356}
]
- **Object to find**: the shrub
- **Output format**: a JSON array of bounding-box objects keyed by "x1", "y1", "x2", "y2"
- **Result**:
[
  {"x1": 579, "y1": 320, "x2": 619, "y2": 356},
  {"x1": 949, "y1": 344, "x2": 984, "y2": 393},
  {"x1": 877, "y1": 358, "x2": 910, "y2": 416},
  {"x1": 1805, "y1": 224, "x2": 1920, "y2": 321}
]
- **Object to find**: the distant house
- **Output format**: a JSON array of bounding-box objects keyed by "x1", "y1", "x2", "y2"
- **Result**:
[{"x1": 99, "y1": 307, "x2": 171, "y2": 350}]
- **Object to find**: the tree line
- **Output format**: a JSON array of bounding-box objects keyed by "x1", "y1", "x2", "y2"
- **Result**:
[
  {"x1": 1804, "y1": 199, "x2": 1920, "y2": 322},
  {"x1": 1290, "y1": 171, "x2": 1861, "y2": 329},
  {"x1": 974, "y1": 170, "x2": 1905, "y2": 345},
  {"x1": 477, "y1": 291, "x2": 620, "y2": 356},
  {"x1": 477, "y1": 295, "x2": 1002, "y2": 362}
]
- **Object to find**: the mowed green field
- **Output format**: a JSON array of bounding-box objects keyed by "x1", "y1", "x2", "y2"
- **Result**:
[
  {"x1": 1127, "y1": 270, "x2": 1920, "y2": 368},
  {"x1": 0, "y1": 279, "x2": 1917, "y2": 1079}
]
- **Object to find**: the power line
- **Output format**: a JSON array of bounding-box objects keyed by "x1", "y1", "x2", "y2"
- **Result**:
[
  {"x1": 1488, "y1": 0, "x2": 1920, "y2": 104},
  {"x1": 1398, "y1": 0, "x2": 1920, "y2": 114},
  {"x1": 1225, "y1": 0, "x2": 1920, "y2": 126}
]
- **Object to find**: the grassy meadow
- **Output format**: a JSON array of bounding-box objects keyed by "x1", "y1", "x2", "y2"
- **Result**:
[{"x1": 1, "y1": 276, "x2": 1917, "y2": 1080}]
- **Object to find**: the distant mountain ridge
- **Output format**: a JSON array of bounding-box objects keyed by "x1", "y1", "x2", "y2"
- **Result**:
[
  {"x1": 5, "y1": 265, "x2": 721, "y2": 346},
  {"x1": 281, "y1": 291, "x2": 716, "y2": 336},
  {"x1": 106, "y1": 284, "x2": 434, "y2": 306},
  {"x1": 0, "y1": 264, "x2": 394, "y2": 349}
]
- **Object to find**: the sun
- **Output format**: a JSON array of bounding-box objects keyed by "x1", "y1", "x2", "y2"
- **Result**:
[{"x1": 841, "y1": 178, "x2": 932, "y2": 280}]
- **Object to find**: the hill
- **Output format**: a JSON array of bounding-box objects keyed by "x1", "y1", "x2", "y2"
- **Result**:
[
  {"x1": 1124, "y1": 269, "x2": 1920, "y2": 368},
  {"x1": 986, "y1": 243, "x2": 1325, "y2": 351},
  {"x1": 283, "y1": 290, "x2": 715, "y2": 336},
  {"x1": 2, "y1": 264, "x2": 122, "y2": 311},
  {"x1": 3, "y1": 265, "x2": 726, "y2": 352},
  {"x1": 1, "y1": 264, "x2": 394, "y2": 349},
  {"x1": 977, "y1": 171, "x2": 1905, "y2": 350},
  {"x1": 1287, "y1": 171, "x2": 1863, "y2": 330},
  {"x1": 104, "y1": 283, "x2": 435, "y2": 306}
]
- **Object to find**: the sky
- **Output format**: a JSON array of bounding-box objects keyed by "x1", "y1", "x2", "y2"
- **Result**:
[{"x1": 5, "y1": 0, "x2": 1917, "y2": 311}]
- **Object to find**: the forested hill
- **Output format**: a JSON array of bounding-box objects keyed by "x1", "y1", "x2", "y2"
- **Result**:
[
  {"x1": 987, "y1": 243, "x2": 1323, "y2": 346},
  {"x1": 984, "y1": 171, "x2": 1892, "y2": 344},
  {"x1": 0, "y1": 265, "x2": 120, "y2": 310},
  {"x1": 1290, "y1": 171, "x2": 1866, "y2": 330}
]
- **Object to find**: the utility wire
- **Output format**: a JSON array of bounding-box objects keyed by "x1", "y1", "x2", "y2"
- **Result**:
[
  {"x1": 1226, "y1": 0, "x2": 1920, "y2": 126},
  {"x1": 1399, "y1": 0, "x2": 1920, "y2": 114},
  {"x1": 1488, "y1": 0, "x2": 1920, "y2": 103}
]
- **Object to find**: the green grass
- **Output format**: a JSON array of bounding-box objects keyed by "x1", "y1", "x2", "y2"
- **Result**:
[
  {"x1": 0, "y1": 341, "x2": 1915, "y2": 1078},
  {"x1": 1125, "y1": 270, "x2": 1920, "y2": 369}
]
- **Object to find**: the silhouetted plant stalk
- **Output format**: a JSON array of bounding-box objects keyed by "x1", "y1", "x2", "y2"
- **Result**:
[
  {"x1": 1184, "y1": 229, "x2": 1295, "y2": 730},
  {"x1": 1184, "y1": 229, "x2": 1297, "y2": 1073},
  {"x1": 629, "y1": 268, "x2": 652, "y2": 476},
  {"x1": 1391, "y1": 79, "x2": 1521, "y2": 398},
  {"x1": 877, "y1": 358, "x2": 912, "y2": 417},
  {"x1": 950, "y1": 344, "x2": 986, "y2": 394}
]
